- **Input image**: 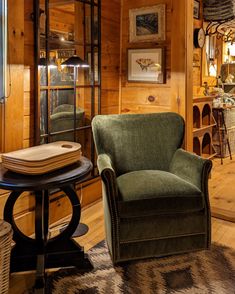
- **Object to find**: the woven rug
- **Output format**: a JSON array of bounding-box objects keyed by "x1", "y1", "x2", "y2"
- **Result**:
[{"x1": 45, "y1": 241, "x2": 235, "y2": 294}]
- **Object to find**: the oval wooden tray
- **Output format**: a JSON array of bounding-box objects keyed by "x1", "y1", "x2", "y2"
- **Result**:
[{"x1": 2, "y1": 141, "x2": 82, "y2": 175}]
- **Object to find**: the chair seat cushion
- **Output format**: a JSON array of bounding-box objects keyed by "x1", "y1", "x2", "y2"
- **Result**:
[{"x1": 117, "y1": 170, "x2": 203, "y2": 217}]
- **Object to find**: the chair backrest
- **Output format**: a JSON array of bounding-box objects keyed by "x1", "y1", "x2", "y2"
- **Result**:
[{"x1": 92, "y1": 112, "x2": 185, "y2": 176}]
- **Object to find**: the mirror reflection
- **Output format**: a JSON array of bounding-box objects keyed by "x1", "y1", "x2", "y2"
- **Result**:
[{"x1": 37, "y1": 0, "x2": 100, "y2": 165}]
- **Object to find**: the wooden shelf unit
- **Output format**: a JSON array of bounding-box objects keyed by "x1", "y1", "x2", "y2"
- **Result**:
[{"x1": 193, "y1": 96, "x2": 216, "y2": 159}]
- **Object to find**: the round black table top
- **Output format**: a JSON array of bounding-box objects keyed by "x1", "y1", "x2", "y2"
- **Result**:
[{"x1": 0, "y1": 156, "x2": 93, "y2": 191}]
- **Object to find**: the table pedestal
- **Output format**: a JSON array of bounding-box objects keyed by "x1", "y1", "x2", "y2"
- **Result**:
[{"x1": 4, "y1": 184, "x2": 92, "y2": 292}]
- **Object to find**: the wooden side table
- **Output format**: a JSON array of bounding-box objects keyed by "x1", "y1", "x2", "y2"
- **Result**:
[{"x1": 0, "y1": 157, "x2": 93, "y2": 293}]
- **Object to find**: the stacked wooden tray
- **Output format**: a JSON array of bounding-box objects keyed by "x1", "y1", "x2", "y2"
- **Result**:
[{"x1": 1, "y1": 141, "x2": 82, "y2": 175}]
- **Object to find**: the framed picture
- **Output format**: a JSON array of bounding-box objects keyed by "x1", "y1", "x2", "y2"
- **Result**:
[
  {"x1": 128, "y1": 48, "x2": 165, "y2": 83},
  {"x1": 129, "y1": 5, "x2": 165, "y2": 43},
  {"x1": 193, "y1": 0, "x2": 200, "y2": 19}
]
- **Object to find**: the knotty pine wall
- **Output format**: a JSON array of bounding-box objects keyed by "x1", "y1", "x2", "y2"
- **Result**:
[
  {"x1": 120, "y1": 0, "x2": 172, "y2": 114},
  {"x1": 24, "y1": 0, "x2": 35, "y2": 149},
  {"x1": 0, "y1": 0, "x2": 120, "y2": 236},
  {"x1": 2, "y1": 0, "x2": 121, "y2": 153},
  {"x1": 1, "y1": 0, "x2": 196, "y2": 235},
  {"x1": 119, "y1": 0, "x2": 194, "y2": 150},
  {"x1": 2, "y1": 0, "x2": 195, "y2": 155},
  {"x1": 101, "y1": 0, "x2": 120, "y2": 114}
]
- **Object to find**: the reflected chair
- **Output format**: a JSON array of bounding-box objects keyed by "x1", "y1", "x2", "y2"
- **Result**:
[
  {"x1": 50, "y1": 104, "x2": 84, "y2": 142},
  {"x1": 92, "y1": 112, "x2": 212, "y2": 264}
]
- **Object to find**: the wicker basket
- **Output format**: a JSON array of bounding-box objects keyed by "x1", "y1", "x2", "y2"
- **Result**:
[{"x1": 0, "y1": 220, "x2": 12, "y2": 294}]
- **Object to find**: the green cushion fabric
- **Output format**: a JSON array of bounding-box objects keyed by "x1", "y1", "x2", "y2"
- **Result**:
[
  {"x1": 119, "y1": 212, "x2": 206, "y2": 242},
  {"x1": 92, "y1": 113, "x2": 184, "y2": 176},
  {"x1": 117, "y1": 170, "x2": 203, "y2": 217},
  {"x1": 119, "y1": 234, "x2": 207, "y2": 262}
]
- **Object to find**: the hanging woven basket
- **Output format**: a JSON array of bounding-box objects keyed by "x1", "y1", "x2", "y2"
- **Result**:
[
  {"x1": 0, "y1": 220, "x2": 12, "y2": 294},
  {"x1": 203, "y1": 0, "x2": 235, "y2": 21}
]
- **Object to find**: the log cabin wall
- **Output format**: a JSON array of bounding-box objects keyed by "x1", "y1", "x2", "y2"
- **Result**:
[{"x1": 119, "y1": 0, "x2": 194, "y2": 150}]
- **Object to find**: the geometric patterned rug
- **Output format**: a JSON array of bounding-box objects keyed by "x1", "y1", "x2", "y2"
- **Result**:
[{"x1": 46, "y1": 241, "x2": 235, "y2": 294}]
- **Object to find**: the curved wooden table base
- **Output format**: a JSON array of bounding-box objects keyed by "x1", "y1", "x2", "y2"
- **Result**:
[{"x1": 0, "y1": 158, "x2": 93, "y2": 293}]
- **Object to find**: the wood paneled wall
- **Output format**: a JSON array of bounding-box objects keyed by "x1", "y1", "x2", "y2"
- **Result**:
[
  {"x1": 119, "y1": 0, "x2": 193, "y2": 150},
  {"x1": 24, "y1": 0, "x2": 35, "y2": 149},
  {"x1": 0, "y1": 0, "x2": 121, "y2": 150},
  {"x1": 120, "y1": 0, "x2": 172, "y2": 114},
  {"x1": 101, "y1": 0, "x2": 120, "y2": 114},
  {"x1": 0, "y1": 107, "x2": 4, "y2": 153},
  {"x1": 3, "y1": 0, "x2": 25, "y2": 152},
  {"x1": 0, "y1": 0, "x2": 110, "y2": 236},
  {"x1": 2, "y1": 0, "x2": 195, "y2": 151},
  {"x1": 1, "y1": 0, "x2": 196, "y2": 234}
]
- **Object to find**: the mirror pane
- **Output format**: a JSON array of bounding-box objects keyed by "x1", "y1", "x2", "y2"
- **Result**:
[
  {"x1": 37, "y1": 0, "x2": 100, "y2": 172},
  {"x1": 40, "y1": 90, "x2": 48, "y2": 135}
]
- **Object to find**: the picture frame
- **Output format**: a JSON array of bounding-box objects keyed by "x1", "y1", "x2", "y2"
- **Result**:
[
  {"x1": 129, "y1": 4, "x2": 165, "y2": 43},
  {"x1": 193, "y1": 0, "x2": 200, "y2": 19},
  {"x1": 128, "y1": 47, "x2": 165, "y2": 83}
]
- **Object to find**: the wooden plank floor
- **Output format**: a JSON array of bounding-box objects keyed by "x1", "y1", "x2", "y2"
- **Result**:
[
  {"x1": 8, "y1": 157, "x2": 235, "y2": 293},
  {"x1": 209, "y1": 157, "x2": 235, "y2": 222}
]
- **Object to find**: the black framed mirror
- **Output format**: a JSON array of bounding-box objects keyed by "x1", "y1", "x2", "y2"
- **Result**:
[
  {"x1": 34, "y1": 0, "x2": 101, "y2": 177},
  {"x1": 0, "y1": 0, "x2": 7, "y2": 102},
  {"x1": 0, "y1": 0, "x2": 7, "y2": 153}
]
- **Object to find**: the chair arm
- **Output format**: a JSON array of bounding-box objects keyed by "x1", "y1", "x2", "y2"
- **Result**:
[
  {"x1": 97, "y1": 154, "x2": 120, "y2": 261},
  {"x1": 169, "y1": 148, "x2": 212, "y2": 192},
  {"x1": 97, "y1": 154, "x2": 119, "y2": 200},
  {"x1": 97, "y1": 154, "x2": 114, "y2": 174}
]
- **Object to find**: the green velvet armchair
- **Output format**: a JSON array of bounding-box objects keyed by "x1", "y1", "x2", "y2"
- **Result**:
[{"x1": 92, "y1": 112, "x2": 212, "y2": 264}]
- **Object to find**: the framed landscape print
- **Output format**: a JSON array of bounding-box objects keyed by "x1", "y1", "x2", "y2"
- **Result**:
[
  {"x1": 128, "y1": 48, "x2": 165, "y2": 83},
  {"x1": 129, "y1": 4, "x2": 166, "y2": 43}
]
